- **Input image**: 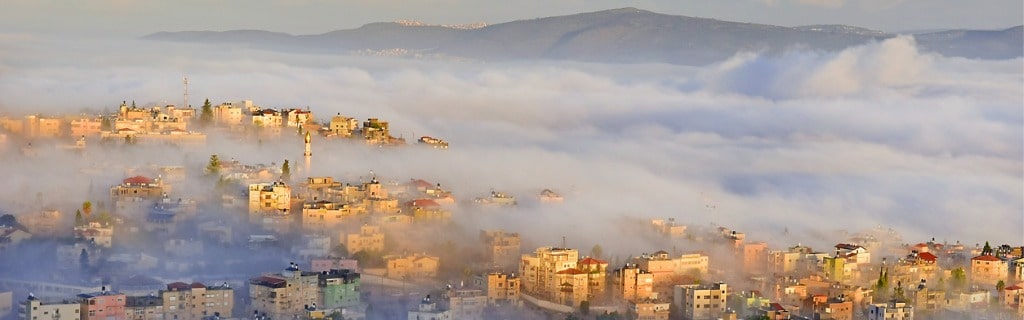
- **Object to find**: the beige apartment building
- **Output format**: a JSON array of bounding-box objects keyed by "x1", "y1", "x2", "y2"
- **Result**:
[
  {"x1": 70, "y1": 118, "x2": 103, "y2": 137},
  {"x1": 970, "y1": 254, "x2": 1008, "y2": 286},
  {"x1": 519, "y1": 247, "x2": 608, "y2": 307},
  {"x1": 674, "y1": 282, "x2": 728, "y2": 320},
  {"x1": 328, "y1": 114, "x2": 358, "y2": 137},
  {"x1": 628, "y1": 298, "x2": 671, "y2": 320},
  {"x1": 480, "y1": 230, "x2": 521, "y2": 269},
  {"x1": 249, "y1": 264, "x2": 320, "y2": 320},
  {"x1": 248, "y1": 181, "x2": 292, "y2": 216},
  {"x1": 161, "y1": 282, "x2": 233, "y2": 320},
  {"x1": 385, "y1": 254, "x2": 439, "y2": 280},
  {"x1": 214, "y1": 102, "x2": 245, "y2": 126},
  {"x1": 345, "y1": 225, "x2": 384, "y2": 255},
  {"x1": 124, "y1": 296, "x2": 162, "y2": 320},
  {"x1": 302, "y1": 200, "x2": 364, "y2": 231},
  {"x1": 633, "y1": 251, "x2": 708, "y2": 298},
  {"x1": 21, "y1": 297, "x2": 81, "y2": 320},
  {"x1": 444, "y1": 288, "x2": 486, "y2": 320},
  {"x1": 23, "y1": 115, "x2": 64, "y2": 138},
  {"x1": 478, "y1": 272, "x2": 520, "y2": 306},
  {"x1": 110, "y1": 176, "x2": 166, "y2": 201}
]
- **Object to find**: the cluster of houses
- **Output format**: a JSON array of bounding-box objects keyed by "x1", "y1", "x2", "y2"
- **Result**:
[
  {"x1": 1, "y1": 100, "x2": 1022, "y2": 320},
  {"x1": 0, "y1": 99, "x2": 448, "y2": 148}
]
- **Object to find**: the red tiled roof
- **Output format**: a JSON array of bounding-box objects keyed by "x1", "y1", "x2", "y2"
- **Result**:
[
  {"x1": 972, "y1": 255, "x2": 1001, "y2": 261},
  {"x1": 251, "y1": 276, "x2": 287, "y2": 288},
  {"x1": 579, "y1": 257, "x2": 607, "y2": 265},
  {"x1": 917, "y1": 252, "x2": 938, "y2": 262},
  {"x1": 190, "y1": 282, "x2": 206, "y2": 289},
  {"x1": 1005, "y1": 285, "x2": 1023, "y2": 291},
  {"x1": 408, "y1": 199, "x2": 440, "y2": 207},
  {"x1": 123, "y1": 176, "x2": 153, "y2": 184},
  {"x1": 408, "y1": 179, "x2": 433, "y2": 188},
  {"x1": 770, "y1": 303, "x2": 786, "y2": 311},
  {"x1": 556, "y1": 269, "x2": 586, "y2": 275},
  {"x1": 167, "y1": 282, "x2": 189, "y2": 291}
]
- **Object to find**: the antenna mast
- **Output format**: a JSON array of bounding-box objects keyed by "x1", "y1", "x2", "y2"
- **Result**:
[{"x1": 183, "y1": 76, "x2": 189, "y2": 108}]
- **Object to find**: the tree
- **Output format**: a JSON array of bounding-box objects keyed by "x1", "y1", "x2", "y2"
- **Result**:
[
  {"x1": 892, "y1": 281, "x2": 906, "y2": 303},
  {"x1": 982, "y1": 241, "x2": 993, "y2": 255},
  {"x1": 200, "y1": 98, "x2": 214, "y2": 126},
  {"x1": 100, "y1": 116, "x2": 112, "y2": 131},
  {"x1": 591, "y1": 244, "x2": 604, "y2": 260},
  {"x1": 874, "y1": 267, "x2": 890, "y2": 300},
  {"x1": 82, "y1": 201, "x2": 92, "y2": 218},
  {"x1": 950, "y1": 267, "x2": 967, "y2": 291},
  {"x1": 75, "y1": 210, "x2": 84, "y2": 226},
  {"x1": 79, "y1": 248, "x2": 90, "y2": 271},
  {"x1": 281, "y1": 160, "x2": 291, "y2": 181},
  {"x1": 206, "y1": 154, "x2": 221, "y2": 176},
  {"x1": 352, "y1": 250, "x2": 384, "y2": 268},
  {"x1": 996, "y1": 280, "x2": 1006, "y2": 292},
  {"x1": 331, "y1": 244, "x2": 348, "y2": 257},
  {"x1": 579, "y1": 300, "x2": 590, "y2": 316}
]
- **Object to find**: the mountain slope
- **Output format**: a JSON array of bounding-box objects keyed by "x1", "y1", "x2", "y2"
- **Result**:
[
  {"x1": 143, "y1": 8, "x2": 1022, "y2": 65},
  {"x1": 914, "y1": 26, "x2": 1023, "y2": 59}
]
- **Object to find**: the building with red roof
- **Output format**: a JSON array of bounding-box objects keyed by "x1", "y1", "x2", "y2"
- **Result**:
[
  {"x1": 519, "y1": 246, "x2": 609, "y2": 307},
  {"x1": 917, "y1": 252, "x2": 938, "y2": 263},
  {"x1": 971, "y1": 254, "x2": 1009, "y2": 286},
  {"x1": 250, "y1": 263, "x2": 320, "y2": 320},
  {"x1": 111, "y1": 175, "x2": 165, "y2": 201}
]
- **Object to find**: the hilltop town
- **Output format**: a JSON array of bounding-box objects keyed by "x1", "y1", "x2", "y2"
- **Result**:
[{"x1": 0, "y1": 98, "x2": 1020, "y2": 320}]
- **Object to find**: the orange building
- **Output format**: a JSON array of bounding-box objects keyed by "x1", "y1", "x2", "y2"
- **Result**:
[
  {"x1": 613, "y1": 263, "x2": 654, "y2": 301},
  {"x1": 78, "y1": 290, "x2": 126, "y2": 320},
  {"x1": 70, "y1": 118, "x2": 103, "y2": 137},
  {"x1": 743, "y1": 242, "x2": 768, "y2": 274}
]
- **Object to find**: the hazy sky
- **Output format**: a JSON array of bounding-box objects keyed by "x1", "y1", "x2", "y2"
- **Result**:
[{"x1": 1, "y1": 0, "x2": 1020, "y2": 37}]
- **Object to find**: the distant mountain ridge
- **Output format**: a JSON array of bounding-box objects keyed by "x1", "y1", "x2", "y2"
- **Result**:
[{"x1": 143, "y1": 7, "x2": 1023, "y2": 65}]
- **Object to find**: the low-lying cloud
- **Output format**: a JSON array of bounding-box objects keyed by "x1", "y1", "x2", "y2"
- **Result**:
[{"x1": 0, "y1": 34, "x2": 1020, "y2": 256}]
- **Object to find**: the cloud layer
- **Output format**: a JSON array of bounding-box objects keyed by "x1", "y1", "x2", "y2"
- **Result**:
[{"x1": 0, "y1": 34, "x2": 1020, "y2": 254}]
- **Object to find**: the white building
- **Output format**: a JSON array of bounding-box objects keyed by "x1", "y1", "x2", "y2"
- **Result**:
[
  {"x1": 867, "y1": 301, "x2": 914, "y2": 320},
  {"x1": 407, "y1": 296, "x2": 450, "y2": 320}
]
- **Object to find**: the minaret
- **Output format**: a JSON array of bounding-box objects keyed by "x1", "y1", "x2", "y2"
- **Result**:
[
  {"x1": 304, "y1": 131, "x2": 312, "y2": 157},
  {"x1": 303, "y1": 131, "x2": 312, "y2": 174}
]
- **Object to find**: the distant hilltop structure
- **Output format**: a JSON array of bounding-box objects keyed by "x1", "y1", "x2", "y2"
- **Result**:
[
  {"x1": 393, "y1": 19, "x2": 488, "y2": 29},
  {"x1": 418, "y1": 136, "x2": 448, "y2": 149}
]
